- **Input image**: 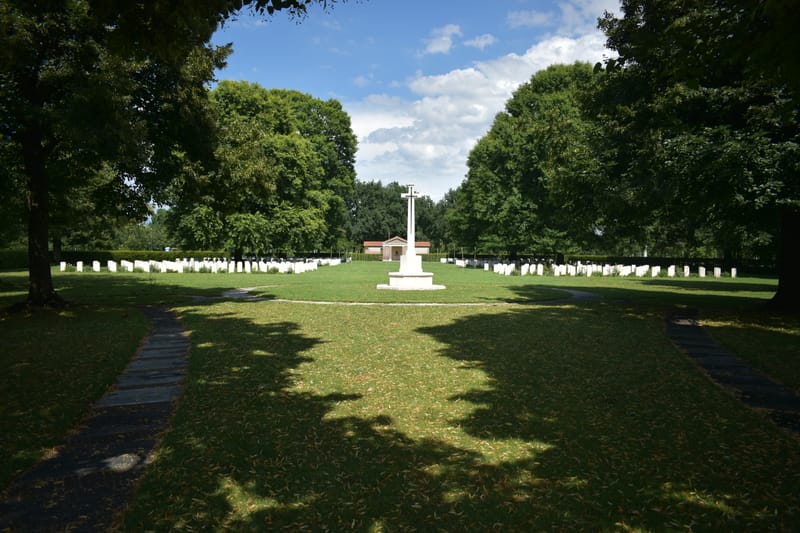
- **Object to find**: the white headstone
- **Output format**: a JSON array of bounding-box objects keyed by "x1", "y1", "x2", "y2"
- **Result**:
[
  {"x1": 59, "y1": 261, "x2": 66, "y2": 272},
  {"x1": 683, "y1": 265, "x2": 690, "y2": 277},
  {"x1": 76, "y1": 261, "x2": 83, "y2": 272},
  {"x1": 667, "y1": 265, "x2": 676, "y2": 277},
  {"x1": 714, "y1": 267, "x2": 721, "y2": 278},
  {"x1": 731, "y1": 267, "x2": 737, "y2": 278},
  {"x1": 537, "y1": 264, "x2": 544, "y2": 276},
  {"x1": 699, "y1": 266, "x2": 706, "y2": 277},
  {"x1": 107, "y1": 260, "x2": 117, "y2": 273}
]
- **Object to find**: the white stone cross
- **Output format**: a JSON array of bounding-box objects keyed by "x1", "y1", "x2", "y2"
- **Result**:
[{"x1": 402, "y1": 184, "x2": 420, "y2": 260}]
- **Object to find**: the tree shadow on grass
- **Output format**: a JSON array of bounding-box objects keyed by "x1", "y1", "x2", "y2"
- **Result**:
[
  {"x1": 640, "y1": 278, "x2": 777, "y2": 294},
  {"x1": 417, "y1": 303, "x2": 800, "y2": 530},
  {"x1": 510, "y1": 278, "x2": 777, "y2": 314},
  {"x1": 122, "y1": 300, "x2": 800, "y2": 531}
]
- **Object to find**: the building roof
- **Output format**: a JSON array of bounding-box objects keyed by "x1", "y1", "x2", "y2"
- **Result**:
[{"x1": 363, "y1": 237, "x2": 431, "y2": 247}]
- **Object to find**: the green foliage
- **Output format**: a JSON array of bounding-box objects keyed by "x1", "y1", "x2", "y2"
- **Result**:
[
  {"x1": 112, "y1": 209, "x2": 171, "y2": 251},
  {"x1": 442, "y1": 3, "x2": 798, "y2": 311},
  {"x1": 169, "y1": 82, "x2": 356, "y2": 256},
  {"x1": 0, "y1": 140, "x2": 26, "y2": 247},
  {"x1": 1, "y1": 0, "x2": 337, "y2": 305},
  {"x1": 224, "y1": 212, "x2": 272, "y2": 257},
  {"x1": 593, "y1": 0, "x2": 800, "y2": 303},
  {"x1": 349, "y1": 252, "x2": 384, "y2": 262},
  {"x1": 173, "y1": 206, "x2": 225, "y2": 250},
  {"x1": 0, "y1": 250, "x2": 28, "y2": 270},
  {"x1": 449, "y1": 63, "x2": 600, "y2": 257},
  {"x1": 346, "y1": 181, "x2": 408, "y2": 243},
  {"x1": 350, "y1": 252, "x2": 447, "y2": 263},
  {"x1": 54, "y1": 250, "x2": 226, "y2": 264},
  {"x1": 1, "y1": 1, "x2": 227, "y2": 303},
  {"x1": 345, "y1": 180, "x2": 448, "y2": 248}
]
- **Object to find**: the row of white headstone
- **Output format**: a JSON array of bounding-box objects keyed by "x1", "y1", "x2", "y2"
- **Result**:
[
  {"x1": 59, "y1": 257, "x2": 342, "y2": 274},
  {"x1": 446, "y1": 259, "x2": 736, "y2": 278}
]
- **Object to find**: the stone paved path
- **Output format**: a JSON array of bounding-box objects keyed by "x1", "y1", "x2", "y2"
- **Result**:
[
  {"x1": 667, "y1": 308, "x2": 800, "y2": 436},
  {"x1": 0, "y1": 306, "x2": 188, "y2": 531}
]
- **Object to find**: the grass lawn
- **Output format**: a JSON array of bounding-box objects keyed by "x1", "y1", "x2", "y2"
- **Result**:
[{"x1": 2, "y1": 262, "x2": 799, "y2": 530}]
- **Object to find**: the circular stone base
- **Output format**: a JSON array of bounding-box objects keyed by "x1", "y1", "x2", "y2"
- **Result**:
[{"x1": 377, "y1": 271, "x2": 446, "y2": 291}]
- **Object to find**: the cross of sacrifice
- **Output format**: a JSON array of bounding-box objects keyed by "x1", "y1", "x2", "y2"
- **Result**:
[{"x1": 401, "y1": 184, "x2": 420, "y2": 259}]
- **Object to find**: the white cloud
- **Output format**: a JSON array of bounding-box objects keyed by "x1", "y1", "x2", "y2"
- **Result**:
[
  {"x1": 348, "y1": 30, "x2": 615, "y2": 201},
  {"x1": 422, "y1": 24, "x2": 462, "y2": 55},
  {"x1": 507, "y1": 10, "x2": 556, "y2": 28},
  {"x1": 353, "y1": 75, "x2": 371, "y2": 87},
  {"x1": 557, "y1": 0, "x2": 621, "y2": 35},
  {"x1": 508, "y1": 1, "x2": 620, "y2": 35},
  {"x1": 464, "y1": 34, "x2": 497, "y2": 50}
]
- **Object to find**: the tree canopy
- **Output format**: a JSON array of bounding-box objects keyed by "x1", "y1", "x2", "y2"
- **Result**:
[
  {"x1": 1, "y1": 0, "x2": 337, "y2": 306},
  {"x1": 593, "y1": 0, "x2": 799, "y2": 308},
  {"x1": 445, "y1": 2, "x2": 799, "y2": 310},
  {"x1": 167, "y1": 81, "x2": 356, "y2": 258},
  {"x1": 345, "y1": 180, "x2": 446, "y2": 249},
  {"x1": 449, "y1": 63, "x2": 600, "y2": 258}
]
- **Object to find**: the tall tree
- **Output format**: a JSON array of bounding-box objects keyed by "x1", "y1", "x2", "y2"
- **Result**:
[
  {"x1": 276, "y1": 89, "x2": 357, "y2": 248},
  {"x1": 450, "y1": 63, "x2": 599, "y2": 258},
  {"x1": 595, "y1": 0, "x2": 800, "y2": 309},
  {"x1": 168, "y1": 82, "x2": 355, "y2": 258},
  {"x1": 1, "y1": 0, "x2": 336, "y2": 307}
]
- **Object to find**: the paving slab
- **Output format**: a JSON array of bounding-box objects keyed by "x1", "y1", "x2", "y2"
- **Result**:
[
  {"x1": 126, "y1": 356, "x2": 186, "y2": 373},
  {"x1": 667, "y1": 308, "x2": 800, "y2": 436},
  {"x1": 117, "y1": 370, "x2": 185, "y2": 388},
  {"x1": 684, "y1": 346, "x2": 740, "y2": 358},
  {"x1": 97, "y1": 384, "x2": 183, "y2": 407},
  {"x1": 138, "y1": 345, "x2": 188, "y2": 357}
]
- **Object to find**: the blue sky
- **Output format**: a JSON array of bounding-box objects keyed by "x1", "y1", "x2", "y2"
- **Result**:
[{"x1": 211, "y1": 0, "x2": 620, "y2": 200}]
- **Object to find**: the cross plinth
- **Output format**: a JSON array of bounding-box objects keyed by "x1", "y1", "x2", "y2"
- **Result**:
[{"x1": 376, "y1": 183, "x2": 445, "y2": 290}]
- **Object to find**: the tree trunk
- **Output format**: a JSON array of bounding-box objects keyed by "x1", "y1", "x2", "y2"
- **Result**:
[
  {"x1": 769, "y1": 206, "x2": 800, "y2": 312},
  {"x1": 23, "y1": 127, "x2": 63, "y2": 308}
]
